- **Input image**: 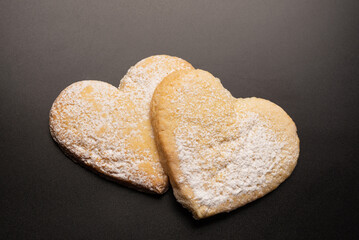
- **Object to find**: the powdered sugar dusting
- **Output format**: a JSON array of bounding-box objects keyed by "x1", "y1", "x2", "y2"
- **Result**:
[{"x1": 176, "y1": 111, "x2": 285, "y2": 207}]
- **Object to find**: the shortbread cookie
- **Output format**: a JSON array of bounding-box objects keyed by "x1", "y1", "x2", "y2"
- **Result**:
[
  {"x1": 151, "y1": 69, "x2": 299, "y2": 217},
  {"x1": 49, "y1": 55, "x2": 194, "y2": 194}
]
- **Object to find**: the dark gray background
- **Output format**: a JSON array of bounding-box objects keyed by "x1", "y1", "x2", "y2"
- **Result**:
[{"x1": 1, "y1": 0, "x2": 358, "y2": 239}]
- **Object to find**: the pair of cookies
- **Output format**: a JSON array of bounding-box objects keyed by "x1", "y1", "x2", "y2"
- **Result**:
[{"x1": 50, "y1": 55, "x2": 299, "y2": 219}]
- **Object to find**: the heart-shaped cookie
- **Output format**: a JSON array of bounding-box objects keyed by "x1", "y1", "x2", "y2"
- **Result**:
[
  {"x1": 151, "y1": 69, "x2": 299, "y2": 217},
  {"x1": 49, "y1": 55, "x2": 193, "y2": 193}
]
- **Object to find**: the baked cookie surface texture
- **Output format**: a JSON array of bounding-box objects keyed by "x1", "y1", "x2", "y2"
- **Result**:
[
  {"x1": 151, "y1": 69, "x2": 299, "y2": 217},
  {"x1": 50, "y1": 55, "x2": 193, "y2": 194}
]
